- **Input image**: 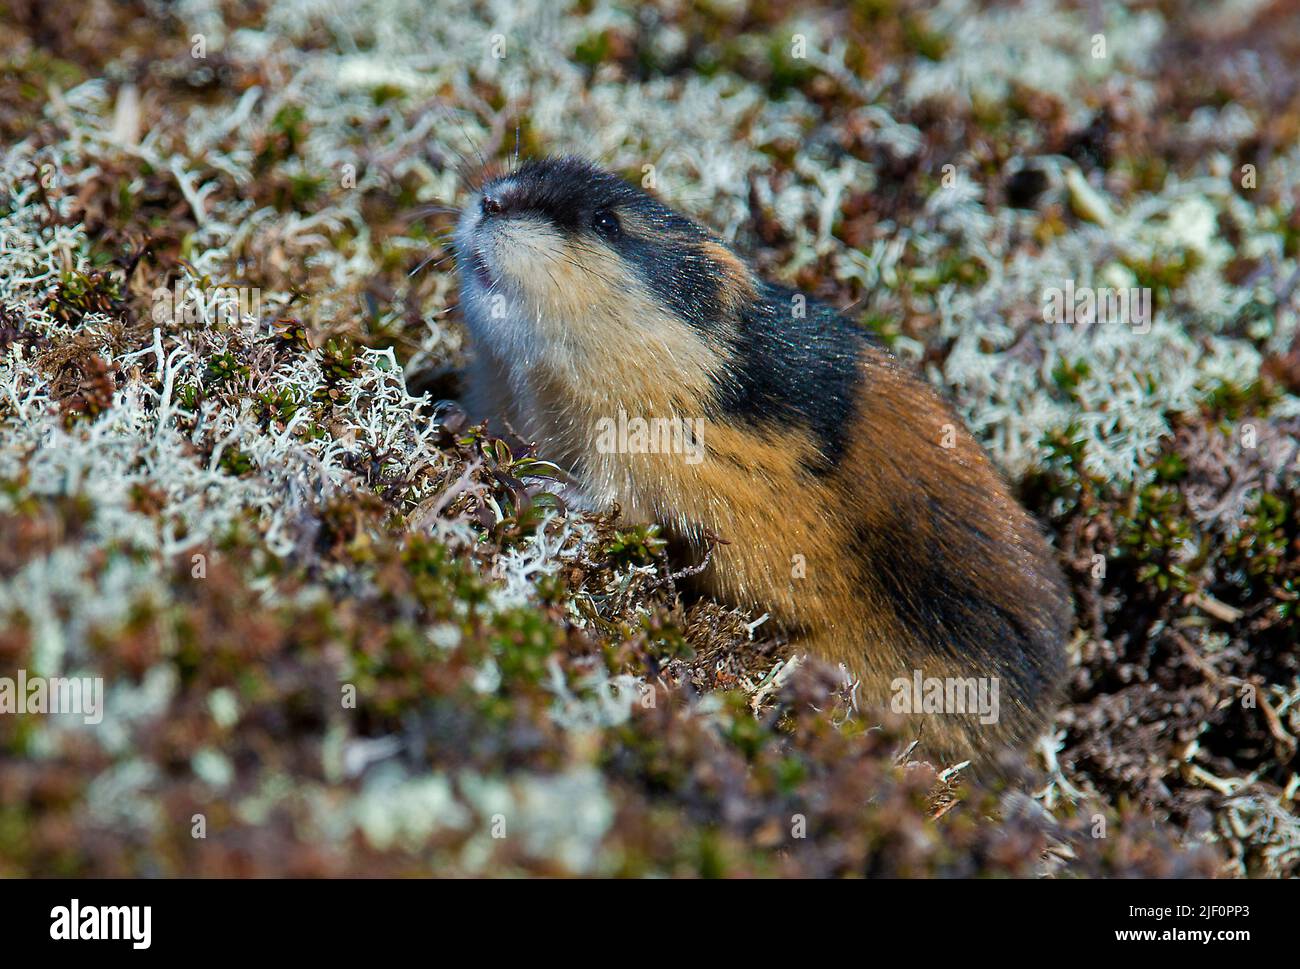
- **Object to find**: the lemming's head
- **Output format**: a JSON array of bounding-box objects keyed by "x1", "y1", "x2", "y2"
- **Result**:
[{"x1": 454, "y1": 156, "x2": 754, "y2": 365}]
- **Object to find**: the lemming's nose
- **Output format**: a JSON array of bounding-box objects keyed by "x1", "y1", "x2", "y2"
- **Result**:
[{"x1": 480, "y1": 193, "x2": 503, "y2": 217}]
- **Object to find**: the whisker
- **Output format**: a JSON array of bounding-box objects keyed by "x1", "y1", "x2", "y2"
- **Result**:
[
  {"x1": 425, "y1": 119, "x2": 477, "y2": 189},
  {"x1": 560, "y1": 241, "x2": 631, "y2": 289},
  {"x1": 402, "y1": 204, "x2": 462, "y2": 222},
  {"x1": 560, "y1": 254, "x2": 623, "y2": 291},
  {"x1": 450, "y1": 110, "x2": 488, "y2": 188},
  {"x1": 409, "y1": 249, "x2": 456, "y2": 278}
]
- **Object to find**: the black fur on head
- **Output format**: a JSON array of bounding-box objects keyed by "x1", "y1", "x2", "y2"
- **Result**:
[
  {"x1": 480, "y1": 156, "x2": 697, "y2": 237},
  {"x1": 478, "y1": 156, "x2": 734, "y2": 331}
]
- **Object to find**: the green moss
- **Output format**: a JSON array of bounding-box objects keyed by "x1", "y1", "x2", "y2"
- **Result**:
[
  {"x1": 772, "y1": 755, "x2": 807, "y2": 793},
  {"x1": 601, "y1": 524, "x2": 667, "y2": 567},
  {"x1": 219, "y1": 446, "x2": 254, "y2": 477},
  {"x1": 1052, "y1": 358, "x2": 1093, "y2": 400},
  {"x1": 573, "y1": 31, "x2": 611, "y2": 71},
  {"x1": 1117, "y1": 155, "x2": 1169, "y2": 194},
  {"x1": 720, "y1": 691, "x2": 769, "y2": 760},
  {"x1": 1279, "y1": 209, "x2": 1300, "y2": 260},
  {"x1": 909, "y1": 253, "x2": 989, "y2": 294},
  {"x1": 765, "y1": 36, "x2": 819, "y2": 98},
  {"x1": 204, "y1": 351, "x2": 249, "y2": 387},
  {"x1": 370, "y1": 83, "x2": 406, "y2": 106},
  {"x1": 1224, "y1": 492, "x2": 1294, "y2": 586},
  {"x1": 487, "y1": 608, "x2": 563, "y2": 686},
  {"x1": 852, "y1": 0, "x2": 899, "y2": 22},
  {"x1": 1116, "y1": 483, "x2": 1199, "y2": 594},
  {"x1": 640, "y1": 610, "x2": 691, "y2": 662},
  {"x1": 400, "y1": 535, "x2": 490, "y2": 615},
  {"x1": 860, "y1": 312, "x2": 902, "y2": 348},
  {"x1": 176, "y1": 384, "x2": 200, "y2": 409},
  {"x1": 1121, "y1": 248, "x2": 1200, "y2": 293},
  {"x1": 46, "y1": 269, "x2": 123, "y2": 326},
  {"x1": 1202, "y1": 378, "x2": 1282, "y2": 422},
  {"x1": 1021, "y1": 423, "x2": 1096, "y2": 514},
  {"x1": 313, "y1": 338, "x2": 362, "y2": 404},
  {"x1": 259, "y1": 104, "x2": 308, "y2": 167},
  {"x1": 1151, "y1": 451, "x2": 1188, "y2": 484},
  {"x1": 900, "y1": 13, "x2": 950, "y2": 61},
  {"x1": 253, "y1": 385, "x2": 302, "y2": 428},
  {"x1": 285, "y1": 171, "x2": 328, "y2": 210},
  {"x1": 272, "y1": 319, "x2": 312, "y2": 351},
  {"x1": 691, "y1": 828, "x2": 730, "y2": 878}
]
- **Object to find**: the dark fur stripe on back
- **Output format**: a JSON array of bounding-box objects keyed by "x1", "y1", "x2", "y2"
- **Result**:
[{"x1": 713, "y1": 284, "x2": 868, "y2": 472}]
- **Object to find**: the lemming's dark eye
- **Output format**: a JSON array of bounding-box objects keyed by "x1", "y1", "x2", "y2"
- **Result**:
[{"x1": 592, "y1": 209, "x2": 621, "y2": 239}]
